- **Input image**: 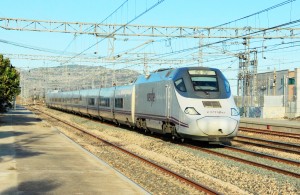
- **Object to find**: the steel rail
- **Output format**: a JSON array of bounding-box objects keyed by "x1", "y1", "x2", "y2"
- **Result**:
[
  {"x1": 239, "y1": 127, "x2": 300, "y2": 139},
  {"x1": 237, "y1": 135, "x2": 300, "y2": 151},
  {"x1": 233, "y1": 138, "x2": 300, "y2": 155},
  {"x1": 184, "y1": 144, "x2": 300, "y2": 179},
  {"x1": 219, "y1": 144, "x2": 300, "y2": 167}
]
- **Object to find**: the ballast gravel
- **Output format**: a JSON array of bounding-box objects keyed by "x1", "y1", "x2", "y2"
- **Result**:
[{"x1": 37, "y1": 106, "x2": 300, "y2": 195}]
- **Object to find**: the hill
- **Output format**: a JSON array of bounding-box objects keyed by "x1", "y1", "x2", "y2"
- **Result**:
[{"x1": 19, "y1": 65, "x2": 140, "y2": 101}]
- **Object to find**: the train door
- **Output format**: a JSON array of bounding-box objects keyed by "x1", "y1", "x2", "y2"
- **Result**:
[
  {"x1": 85, "y1": 91, "x2": 89, "y2": 114},
  {"x1": 84, "y1": 91, "x2": 89, "y2": 114},
  {"x1": 112, "y1": 86, "x2": 116, "y2": 121},
  {"x1": 97, "y1": 88, "x2": 101, "y2": 118},
  {"x1": 165, "y1": 84, "x2": 172, "y2": 120}
]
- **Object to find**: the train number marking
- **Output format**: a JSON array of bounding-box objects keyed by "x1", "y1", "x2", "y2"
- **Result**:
[{"x1": 147, "y1": 89, "x2": 155, "y2": 105}]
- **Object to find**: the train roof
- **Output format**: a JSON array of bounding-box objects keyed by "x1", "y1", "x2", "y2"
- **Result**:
[{"x1": 134, "y1": 66, "x2": 220, "y2": 84}]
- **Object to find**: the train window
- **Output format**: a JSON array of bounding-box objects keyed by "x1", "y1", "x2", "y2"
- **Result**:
[
  {"x1": 115, "y1": 98, "x2": 123, "y2": 108},
  {"x1": 174, "y1": 79, "x2": 187, "y2": 92},
  {"x1": 189, "y1": 70, "x2": 216, "y2": 76},
  {"x1": 191, "y1": 76, "x2": 218, "y2": 91},
  {"x1": 99, "y1": 97, "x2": 110, "y2": 107},
  {"x1": 88, "y1": 98, "x2": 95, "y2": 106}
]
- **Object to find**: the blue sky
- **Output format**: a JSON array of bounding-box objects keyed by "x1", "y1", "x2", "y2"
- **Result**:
[{"x1": 1, "y1": 0, "x2": 300, "y2": 93}]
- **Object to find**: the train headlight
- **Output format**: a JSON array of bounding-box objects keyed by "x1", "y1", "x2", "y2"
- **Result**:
[
  {"x1": 184, "y1": 107, "x2": 200, "y2": 115},
  {"x1": 231, "y1": 108, "x2": 239, "y2": 116}
]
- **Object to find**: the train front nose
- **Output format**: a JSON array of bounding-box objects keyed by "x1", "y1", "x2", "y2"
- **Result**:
[{"x1": 197, "y1": 117, "x2": 238, "y2": 136}]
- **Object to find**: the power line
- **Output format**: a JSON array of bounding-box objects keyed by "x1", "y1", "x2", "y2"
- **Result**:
[
  {"x1": 149, "y1": 19, "x2": 300, "y2": 59},
  {"x1": 154, "y1": 0, "x2": 297, "y2": 43}
]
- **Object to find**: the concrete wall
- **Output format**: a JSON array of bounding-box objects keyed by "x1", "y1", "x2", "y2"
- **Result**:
[
  {"x1": 261, "y1": 107, "x2": 286, "y2": 118},
  {"x1": 263, "y1": 95, "x2": 283, "y2": 107}
]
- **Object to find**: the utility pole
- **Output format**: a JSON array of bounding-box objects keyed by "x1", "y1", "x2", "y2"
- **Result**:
[
  {"x1": 144, "y1": 53, "x2": 149, "y2": 76},
  {"x1": 198, "y1": 38, "x2": 203, "y2": 66},
  {"x1": 249, "y1": 49, "x2": 258, "y2": 107},
  {"x1": 238, "y1": 38, "x2": 259, "y2": 117},
  {"x1": 273, "y1": 68, "x2": 277, "y2": 95},
  {"x1": 107, "y1": 36, "x2": 116, "y2": 86}
]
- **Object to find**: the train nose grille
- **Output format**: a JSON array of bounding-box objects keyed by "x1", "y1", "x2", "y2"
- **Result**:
[
  {"x1": 197, "y1": 117, "x2": 238, "y2": 136},
  {"x1": 202, "y1": 101, "x2": 221, "y2": 108}
]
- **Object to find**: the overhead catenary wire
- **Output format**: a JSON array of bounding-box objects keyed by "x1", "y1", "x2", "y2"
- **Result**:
[
  {"x1": 108, "y1": 18, "x2": 300, "y2": 73},
  {"x1": 60, "y1": 0, "x2": 129, "y2": 54},
  {"x1": 152, "y1": 0, "x2": 297, "y2": 44},
  {"x1": 108, "y1": 1, "x2": 300, "y2": 73},
  {"x1": 59, "y1": 0, "x2": 165, "y2": 66}
]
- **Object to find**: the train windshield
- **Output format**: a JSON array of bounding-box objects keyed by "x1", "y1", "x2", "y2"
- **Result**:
[{"x1": 189, "y1": 70, "x2": 219, "y2": 91}]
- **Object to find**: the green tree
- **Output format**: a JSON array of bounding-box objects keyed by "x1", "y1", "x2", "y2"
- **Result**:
[{"x1": 0, "y1": 54, "x2": 21, "y2": 112}]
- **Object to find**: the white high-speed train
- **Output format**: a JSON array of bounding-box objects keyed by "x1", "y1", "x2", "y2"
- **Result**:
[{"x1": 46, "y1": 67, "x2": 240, "y2": 142}]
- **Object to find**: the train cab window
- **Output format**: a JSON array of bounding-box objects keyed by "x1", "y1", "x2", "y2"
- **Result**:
[
  {"x1": 88, "y1": 98, "x2": 95, "y2": 106},
  {"x1": 191, "y1": 76, "x2": 218, "y2": 91},
  {"x1": 115, "y1": 98, "x2": 123, "y2": 108},
  {"x1": 174, "y1": 78, "x2": 187, "y2": 92},
  {"x1": 99, "y1": 97, "x2": 110, "y2": 107}
]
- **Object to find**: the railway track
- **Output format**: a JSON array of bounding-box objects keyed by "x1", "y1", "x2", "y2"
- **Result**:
[
  {"x1": 239, "y1": 127, "x2": 300, "y2": 139},
  {"x1": 29, "y1": 107, "x2": 221, "y2": 195},
  {"x1": 182, "y1": 142, "x2": 300, "y2": 179},
  {"x1": 235, "y1": 135, "x2": 300, "y2": 155},
  {"x1": 220, "y1": 144, "x2": 300, "y2": 167}
]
